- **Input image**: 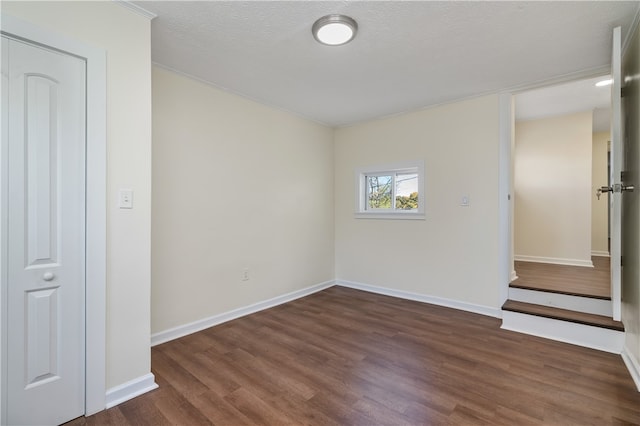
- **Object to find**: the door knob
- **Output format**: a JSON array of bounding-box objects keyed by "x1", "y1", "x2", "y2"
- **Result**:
[{"x1": 42, "y1": 272, "x2": 55, "y2": 281}]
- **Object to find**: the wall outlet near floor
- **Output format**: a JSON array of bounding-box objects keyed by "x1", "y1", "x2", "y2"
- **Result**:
[{"x1": 242, "y1": 268, "x2": 250, "y2": 281}]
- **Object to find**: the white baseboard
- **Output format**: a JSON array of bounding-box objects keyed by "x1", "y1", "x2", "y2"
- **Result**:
[
  {"x1": 151, "y1": 280, "x2": 335, "y2": 346},
  {"x1": 336, "y1": 279, "x2": 502, "y2": 319},
  {"x1": 591, "y1": 250, "x2": 610, "y2": 257},
  {"x1": 514, "y1": 255, "x2": 594, "y2": 268},
  {"x1": 510, "y1": 270, "x2": 518, "y2": 282},
  {"x1": 622, "y1": 345, "x2": 640, "y2": 392},
  {"x1": 501, "y1": 310, "x2": 623, "y2": 354},
  {"x1": 105, "y1": 373, "x2": 158, "y2": 409}
]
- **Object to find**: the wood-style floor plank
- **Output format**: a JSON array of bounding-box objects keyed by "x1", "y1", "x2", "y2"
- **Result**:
[
  {"x1": 68, "y1": 286, "x2": 640, "y2": 425},
  {"x1": 511, "y1": 257, "x2": 611, "y2": 299}
]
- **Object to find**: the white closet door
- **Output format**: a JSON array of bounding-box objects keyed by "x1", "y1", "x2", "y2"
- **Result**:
[{"x1": 3, "y1": 36, "x2": 87, "y2": 426}]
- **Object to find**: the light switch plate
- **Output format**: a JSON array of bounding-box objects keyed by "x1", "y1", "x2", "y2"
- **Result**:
[
  {"x1": 461, "y1": 195, "x2": 470, "y2": 207},
  {"x1": 118, "y1": 189, "x2": 133, "y2": 209}
]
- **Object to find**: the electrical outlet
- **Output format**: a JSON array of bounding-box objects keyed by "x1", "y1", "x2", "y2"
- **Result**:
[
  {"x1": 242, "y1": 268, "x2": 249, "y2": 281},
  {"x1": 118, "y1": 189, "x2": 133, "y2": 209},
  {"x1": 460, "y1": 195, "x2": 470, "y2": 207}
]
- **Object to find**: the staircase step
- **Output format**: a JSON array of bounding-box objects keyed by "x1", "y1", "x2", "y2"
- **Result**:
[
  {"x1": 508, "y1": 287, "x2": 612, "y2": 317},
  {"x1": 502, "y1": 300, "x2": 623, "y2": 331},
  {"x1": 509, "y1": 282, "x2": 610, "y2": 300},
  {"x1": 501, "y1": 300, "x2": 624, "y2": 353}
]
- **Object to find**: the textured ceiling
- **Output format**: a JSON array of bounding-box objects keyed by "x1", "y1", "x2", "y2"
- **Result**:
[{"x1": 136, "y1": 1, "x2": 640, "y2": 127}]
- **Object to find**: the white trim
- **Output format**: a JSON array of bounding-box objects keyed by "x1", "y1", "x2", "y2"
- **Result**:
[
  {"x1": 591, "y1": 250, "x2": 610, "y2": 257},
  {"x1": 498, "y1": 93, "x2": 512, "y2": 306},
  {"x1": 0, "y1": 34, "x2": 9, "y2": 426},
  {"x1": 514, "y1": 255, "x2": 594, "y2": 268},
  {"x1": 0, "y1": 14, "x2": 107, "y2": 417},
  {"x1": 354, "y1": 212, "x2": 425, "y2": 220},
  {"x1": 112, "y1": 1, "x2": 157, "y2": 20},
  {"x1": 336, "y1": 279, "x2": 502, "y2": 319},
  {"x1": 151, "y1": 280, "x2": 335, "y2": 346},
  {"x1": 501, "y1": 310, "x2": 624, "y2": 354},
  {"x1": 510, "y1": 270, "x2": 518, "y2": 282},
  {"x1": 105, "y1": 373, "x2": 158, "y2": 409},
  {"x1": 622, "y1": 345, "x2": 640, "y2": 392}
]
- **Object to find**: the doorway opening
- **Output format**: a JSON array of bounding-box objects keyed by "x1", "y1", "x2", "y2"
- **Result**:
[{"x1": 511, "y1": 74, "x2": 613, "y2": 311}]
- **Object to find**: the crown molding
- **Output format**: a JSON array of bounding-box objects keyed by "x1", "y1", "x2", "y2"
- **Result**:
[{"x1": 113, "y1": 1, "x2": 157, "y2": 20}]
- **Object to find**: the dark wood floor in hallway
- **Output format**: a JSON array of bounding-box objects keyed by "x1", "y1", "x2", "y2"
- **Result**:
[
  {"x1": 512, "y1": 257, "x2": 611, "y2": 299},
  {"x1": 70, "y1": 286, "x2": 640, "y2": 425}
]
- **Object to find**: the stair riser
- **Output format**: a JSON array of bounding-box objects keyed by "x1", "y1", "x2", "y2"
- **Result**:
[
  {"x1": 501, "y1": 311, "x2": 624, "y2": 354},
  {"x1": 508, "y1": 287, "x2": 612, "y2": 317}
]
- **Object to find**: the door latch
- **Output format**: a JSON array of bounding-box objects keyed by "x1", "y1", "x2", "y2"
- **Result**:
[{"x1": 597, "y1": 184, "x2": 635, "y2": 200}]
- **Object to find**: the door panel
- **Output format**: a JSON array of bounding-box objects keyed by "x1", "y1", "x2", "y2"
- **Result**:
[
  {"x1": 4, "y1": 37, "x2": 86, "y2": 425},
  {"x1": 611, "y1": 26, "x2": 622, "y2": 321},
  {"x1": 25, "y1": 74, "x2": 59, "y2": 267},
  {"x1": 621, "y1": 15, "x2": 640, "y2": 368}
]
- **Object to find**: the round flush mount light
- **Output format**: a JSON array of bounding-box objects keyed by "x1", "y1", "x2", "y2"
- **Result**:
[
  {"x1": 595, "y1": 78, "x2": 613, "y2": 87},
  {"x1": 312, "y1": 14, "x2": 358, "y2": 46}
]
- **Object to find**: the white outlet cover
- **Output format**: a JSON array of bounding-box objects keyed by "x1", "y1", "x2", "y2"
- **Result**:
[{"x1": 118, "y1": 189, "x2": 133, "y2": 209}]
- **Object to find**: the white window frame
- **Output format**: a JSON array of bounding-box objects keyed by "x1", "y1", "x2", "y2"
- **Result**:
[{"x1": 355, "y1": 160, "x2": 425, "y2": 220}]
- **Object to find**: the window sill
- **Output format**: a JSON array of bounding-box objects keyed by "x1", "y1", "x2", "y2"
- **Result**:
[{"x1": 354, "y1": 212, "x2": 425, "y2": 220}]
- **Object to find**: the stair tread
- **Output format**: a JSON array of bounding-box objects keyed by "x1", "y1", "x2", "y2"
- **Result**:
[
  {"x1": 509, "y1": 282, "x2": 611, "y2": 300},
  {"x1": 502, "y1": 300, "x2": 624, "y2": 332}
]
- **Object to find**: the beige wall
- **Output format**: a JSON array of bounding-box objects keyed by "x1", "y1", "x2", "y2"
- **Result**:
[
  {"x1": 622, "y1": 18, "x2": 640, "y2": 387},
  {"x1": 592, "y1": 131, "x2": 609, "y2": 256},
  {"x1": 334, "y1": 95, "x2": 502, "y2": 310},
  {"x1": 514, "y1": 112, "x2": 593, "y2": 265},
  {"x1": 2, "y1": 2, "x2": 153, "y2": 389},
  {"x1": 151, "y1": 67, "x2": 334, "y2": 334}
]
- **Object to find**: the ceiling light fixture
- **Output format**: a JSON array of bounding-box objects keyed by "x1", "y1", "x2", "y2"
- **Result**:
[
  {"x1": 595, "y1": 78, "x2": 613, "y2": 87},
  {"x1": 312, "y1": 14, "x2": 358, "y2": 46}
]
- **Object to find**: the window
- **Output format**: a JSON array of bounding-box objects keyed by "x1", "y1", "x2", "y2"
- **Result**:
[{"x1": 355, "y1": 161, "x2": 425, "y2": 219}]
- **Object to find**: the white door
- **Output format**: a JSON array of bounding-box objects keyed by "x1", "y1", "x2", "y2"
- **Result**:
[
  {"x1": 3, "y1": 36, "x2": 87, "y2": 425},
  {"x1": 610, "y1": 26, "x2": 622, "y2": 321}
]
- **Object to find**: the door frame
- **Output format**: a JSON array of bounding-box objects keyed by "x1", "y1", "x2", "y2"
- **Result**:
[
  {"x1": 0, "y1": 14, "x2": 107, "y2": 422},
  {"x1": 498, "y1": 66, "x2": 612, "y2": 309}
]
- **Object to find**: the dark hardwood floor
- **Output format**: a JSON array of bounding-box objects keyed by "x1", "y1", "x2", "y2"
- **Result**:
[
  {"x1": 511, "y1": 257, "x2": 611, "y2": 299},
  {"x1": 69, "y1": 286, "x2": 640, "y2": 425}
]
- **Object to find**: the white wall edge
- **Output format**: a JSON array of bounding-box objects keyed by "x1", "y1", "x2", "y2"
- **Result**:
[
  {"x1": 514, "y1": 255, "x2": 594, "y2": 268},
  {"x1": 622, "y1": 345, "x2": 640, "y2": 392},
  {"x1": 501, "y1": 310, "x2": 623, "y2": 354},
  {"x1": 151, "y1": 280, "x2": 336, "y2": 346},
  {"x1": 105, "y1": 373, "x2": 158, "y2": 409},
  {"x1": 336, "y1": 280, "x2": 502, "y2": 319},
  {"x1": 591, "y1": 251, "x2": 610, "y2": 257}
]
